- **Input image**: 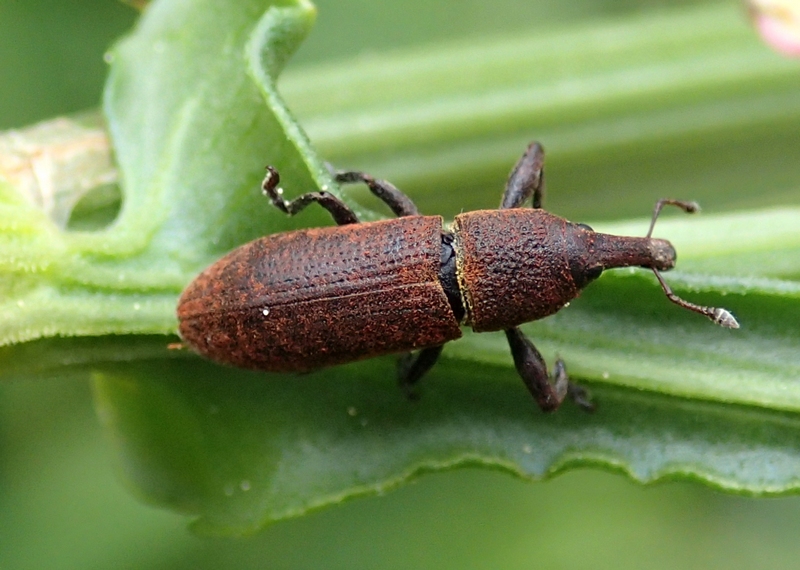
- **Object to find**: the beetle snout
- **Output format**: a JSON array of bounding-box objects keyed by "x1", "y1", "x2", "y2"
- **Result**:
[
  {"x1": 647, "y1": 238, "x2": 676, "y2": 271},
  {"x1": 566, "y1": 225, "x2": 678, "y2": 281}
]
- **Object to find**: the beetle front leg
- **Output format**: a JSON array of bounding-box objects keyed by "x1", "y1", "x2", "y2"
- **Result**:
[
  {"x1": 504, "y1": 327, "x2": 594, "y2": 412},
  {"x1": 262, "y1": 166, "x2": 360, "y2": 226},
  {"x1": 397, "y1": 345, "x2": 444, "y2": 400},
  {"x1": 333, "y1": 169, "x2": 420, "y2": 218},
  {"x1": 500, "y1": 141, "x2": 546, "y2": 210}
]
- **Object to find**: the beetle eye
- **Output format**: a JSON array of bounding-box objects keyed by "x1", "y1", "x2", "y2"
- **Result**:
[
  {"x1": 584, "y1": 265, "x2": 603, "y2": 282},
  {"x1": 572, "y1": 264, "x2": 604, "y2": 289},
  {"x1": 577, "y1": 223, "x2": 593, "y2": 232}
]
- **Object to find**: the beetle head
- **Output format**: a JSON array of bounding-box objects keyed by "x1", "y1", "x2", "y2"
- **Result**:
[
  {"x1": 564, "y1": 199, "x2": 738, "y2": 329},
  {"x1": 565, "y1": 222, "x2": 677, "y2": 289}
]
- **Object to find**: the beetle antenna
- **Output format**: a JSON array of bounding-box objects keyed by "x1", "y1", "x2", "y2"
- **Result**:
[
  {"x1": 645, "y1": 199, "x2": 737, "y2": 328},
  {"x1": 651, "y1": 268, "x2": 739, "y2": 329},
  {"x1": 646, "y1": 199, "x2": 700, "y2": 238}
]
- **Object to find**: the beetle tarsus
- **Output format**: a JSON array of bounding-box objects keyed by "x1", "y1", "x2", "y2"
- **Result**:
[
  {"x1": 566, "y1": 376, "x2": 596, "y2": 413},
  {"x1": 397, "y1": 345, "x2": 445, "y2": 400},
  {"x1": 500, "y1": 141, "x2": 546, "y2": 210},
  {"x1": 334, "y1": 169, "x2": 420, "y2": 217},
  {"x1": 504, "y1": 327, "x2": 593, "y2": 413},
  {"x1": 261, "y1": 166, "x2": 360, "y2": 225}
]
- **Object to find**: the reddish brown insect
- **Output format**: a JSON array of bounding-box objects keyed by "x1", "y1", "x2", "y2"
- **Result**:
[{"x1": 177, "y1": 142, "x2": 737, "y2": 412}]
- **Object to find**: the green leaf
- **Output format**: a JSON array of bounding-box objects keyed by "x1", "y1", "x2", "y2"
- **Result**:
[
  {"x1": 94, "y1": 358, "x2": 800, "y2": 536},
  {"x1": 280, "y1": 3, "x2": 800, "y2": 221},
  {"x1": 2, "y1": 0, "x2": 800, "y2": 536},
  {"x1": 0, "y1": 0, "x2": 335, "y2": 346}
]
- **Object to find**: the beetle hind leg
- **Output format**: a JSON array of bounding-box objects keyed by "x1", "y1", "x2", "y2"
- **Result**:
[
  {"x1": 500, "y1": 141, "x2": 546, "y2": 210},
  {"x1": 505, "y1": 327, "x2": 594, "y2": 412},
  {"x1": 333, "y1": 169, "x2": 420, "y2": 218},
  {"x1": 397, "y1": 345, "x2": 444, "y2": 400}
]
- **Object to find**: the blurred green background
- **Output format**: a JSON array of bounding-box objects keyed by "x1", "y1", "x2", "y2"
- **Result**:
[{"x1": 3, "y1": 0, "x2": 800, "y2": 568}]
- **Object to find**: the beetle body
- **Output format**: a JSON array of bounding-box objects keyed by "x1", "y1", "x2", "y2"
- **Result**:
[
  {"x1": 177, "y1": 142, "x2": 737, "y2": 412},
  {"x1": 178, "y1": 216, "x2": 461, "y2": 372}
]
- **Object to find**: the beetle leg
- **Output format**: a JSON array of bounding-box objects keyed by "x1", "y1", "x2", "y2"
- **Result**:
[
  {"x1": 334, "y1": 170, "x2": 420, "y2": 217},
  {"x1": 397, "y1": 345, "x2": 445, "y2": 400},
  {"x1": 500, "y1": 142, "x2": 546, "y2": 210},
  {"x1": 262, "y1": 166, "x2": 359, "y2": 225},
  {"x1": 504, "y1": 327, "x2": 594, "y2": 412}
]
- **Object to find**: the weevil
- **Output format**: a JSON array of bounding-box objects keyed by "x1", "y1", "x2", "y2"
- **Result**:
[{"x1": 177, "y1": 142, "x2": 738, "y2": 412}]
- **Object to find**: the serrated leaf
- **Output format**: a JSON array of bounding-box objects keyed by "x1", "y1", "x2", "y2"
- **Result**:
[{"x1": 94, "y1": 358, "x2": 800, "y2": 535}]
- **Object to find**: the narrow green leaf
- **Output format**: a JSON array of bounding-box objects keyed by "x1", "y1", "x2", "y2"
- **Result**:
[{"x1": 280, "y1": 3, "x2": 800, "y2": 221}]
